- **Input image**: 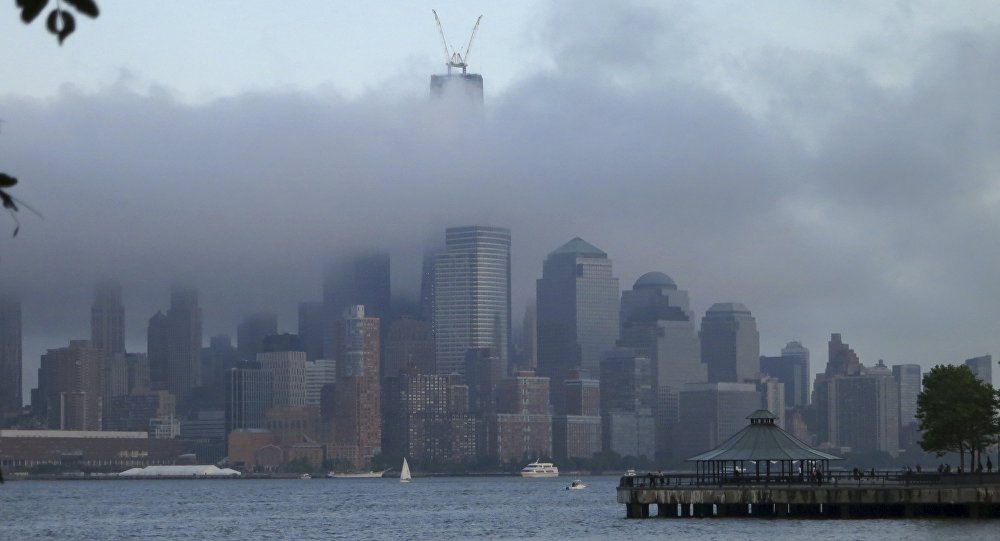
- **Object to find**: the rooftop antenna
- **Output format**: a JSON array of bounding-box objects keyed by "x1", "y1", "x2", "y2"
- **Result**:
[{"x1": 432, "y1": 10, "x2": 482, "y2": 74}]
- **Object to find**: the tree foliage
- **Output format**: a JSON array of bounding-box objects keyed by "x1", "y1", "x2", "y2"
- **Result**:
[
  {"x1": 16, "y1": 0, "x2": 99, "y2": 45},
  {"x1": 916, "y1": 364, "x2": 1000, "y2": 469}
]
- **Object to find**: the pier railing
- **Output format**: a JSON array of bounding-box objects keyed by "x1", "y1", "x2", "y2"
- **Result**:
[{"x1": 620, "y1": 471, "x2": 1000, "y2": 489}]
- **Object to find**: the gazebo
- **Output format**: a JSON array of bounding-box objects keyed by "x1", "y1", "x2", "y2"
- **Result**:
[{"x1": 686, "y1": 409, "x2": 842, "y2": 484}]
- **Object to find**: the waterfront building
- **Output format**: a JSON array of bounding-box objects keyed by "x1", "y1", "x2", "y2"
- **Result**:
[
  {"x1": 536, "y1": 237, "x2": 620, "y2": 413},
  {"x1": 0, "y1": 429, "x2": 184, "y2": 471},
  {"x1": 432, "y1": 226, "x2": 511, "y2": 376},
  {"x1": 700, "y1": 303, "x2": 760, "y2": 383},
  {"x1": 619, "y1": 271, "x2": 705, "y2": 459},
  {"x1": 0, "y1": 294, "x2": 22, "y2": 424},
  {"x1": 237, "y1": 312, "x2": 278, "y2": 362}
]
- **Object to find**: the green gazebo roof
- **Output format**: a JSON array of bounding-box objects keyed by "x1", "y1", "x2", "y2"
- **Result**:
[{"x1": 686, "y1": 410, "x2": 843, "y2": 462}]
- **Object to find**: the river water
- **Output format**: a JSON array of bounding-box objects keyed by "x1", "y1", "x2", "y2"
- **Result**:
[{"x1": 1, "y1": 475, "x2": 995, "y2": 540}]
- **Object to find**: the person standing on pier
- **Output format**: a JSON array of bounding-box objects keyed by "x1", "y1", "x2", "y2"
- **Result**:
[{"x1": 988, "y1": 457, "x2": 993, "y2": 473}]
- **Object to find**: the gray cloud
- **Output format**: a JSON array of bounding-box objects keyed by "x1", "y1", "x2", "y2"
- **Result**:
[{"x1": 2, "y1": 4, "x2": 998, "y2": 395}]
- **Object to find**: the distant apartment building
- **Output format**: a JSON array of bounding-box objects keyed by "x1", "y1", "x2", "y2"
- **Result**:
[
  {"x1": 552, "y1": 368, "x2": 602, "y2": 461},
  {"x1": 484, "y1": 371, "x2": 552, "y2": 462},
  {"x1": 36, "y1": 340, "x2": 104, "y2": 431},
  {"x1": 328, "y1": 306, "x2": 381, "y2": 469},
  {"x1": 390, "y1": 371, "x2": 476, "y2": 464},
  {"x1": 536, "y1": 237, "x2": 620, "y2": 413}
]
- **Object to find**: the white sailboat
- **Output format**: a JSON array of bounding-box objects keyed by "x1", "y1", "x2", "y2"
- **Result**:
[{"x1": 400, "y1": 457, "x2": 412, "y2": 483}]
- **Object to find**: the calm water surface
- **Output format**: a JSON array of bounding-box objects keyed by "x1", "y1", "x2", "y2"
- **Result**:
[{"x1": 1, "y1": 476, "x2": 996, "y2": 540}]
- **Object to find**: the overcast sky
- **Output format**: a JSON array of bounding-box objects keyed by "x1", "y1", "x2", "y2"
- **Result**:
[{"x1": 2, "y1": 1, "x2": 999, "y2": 397}]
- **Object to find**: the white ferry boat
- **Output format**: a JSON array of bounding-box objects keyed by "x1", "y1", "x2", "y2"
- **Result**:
[{"x1": 520, "y1": 460, "x2": 559, "y2": 478}]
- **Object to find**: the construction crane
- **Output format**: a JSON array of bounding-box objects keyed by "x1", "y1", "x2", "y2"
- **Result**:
[{"x1": 432, "y1": 10, "x2": 482, "y2": 74}]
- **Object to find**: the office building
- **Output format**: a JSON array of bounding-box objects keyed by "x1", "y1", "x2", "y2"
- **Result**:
[
  {"x1": 38, "y1": 340, "x2": 103, "y2": 430},
  {"x1": 297, "y1": 301, "x2": 325, "y2": 362},
  {"x1": 965, "y1": 355, "x2": 993, "y2": 386},
  {"x1": 892, "y1": 364, "x2": 922, "y2": 429},
  {"x1": 701, "y1": 303, "x2": 760, "y2": 383},
  {"x1": 0, "y1": 294, "x2": 22, "y2": 423},
  {"x1": 675, "y1": 382, "x2": 761, "y2": 459},
  {"x1": 760, "y1": 341, "x2": 810, "y2": 411},
  {"x1": 329, "y1": 306, "x2": 381, "y2": 469},
  {"x1": 619, "y1": 271, "x2": 705, "y2": 459},
  {"x1": 305, "y1": 359, "x2": 336, "y2": 406},
  {"x1": 323, "y1": 253, "x2": 391, "y2": 358},
  {"x1": 383, "y1": 317, "x2": 435, "y2": 379},
  {"x1": 599, "y1": 348, "x2": 654, "y2": 458},
  {"x1": 553, "y1": 369, "x2": 602, "y2": 460},
  {"x1": 257, "y1": 350, "x2": 307, "y2": 408},
  {"x1": 91, "y1": 281, "x2": 125, "y2": 359},
  {"x1": 237, "y1": 312, "x2": 278, "y2": 362},
  {"x1": 536, "y1": 237, "x2": 620, "y2": 412},
  {"x1": 432, "y1": 226, "x2": 511, "y2": 375},
  {"x1": 166, "y1": 286, "x2": 202, "y2": 407},
  {"x1": 225, "y1": 361, "x2": 273, "y2": 435}
]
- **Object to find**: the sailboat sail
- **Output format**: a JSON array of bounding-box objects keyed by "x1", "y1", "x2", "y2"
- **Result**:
[{"x1": 400, "y1": 458, "x2": 412, "y2": 483}]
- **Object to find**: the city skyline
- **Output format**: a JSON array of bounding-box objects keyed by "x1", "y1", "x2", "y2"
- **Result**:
[{"x1": 1, "y1": 1, "x2": 999, "y2": 400}]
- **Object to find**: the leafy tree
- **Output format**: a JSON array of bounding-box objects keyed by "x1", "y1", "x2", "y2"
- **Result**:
[{"x1": 916, "y1": 364, "x2": 1000, "y2": 470}]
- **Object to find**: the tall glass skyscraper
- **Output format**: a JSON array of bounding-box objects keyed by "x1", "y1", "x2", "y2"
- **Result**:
[
  {"x1": 536, "y1": 237, "x2": 620, "y2": 413},
  {"x1": 432, "y1": 226, "x2": 511, "y2": 376},
  {"x1": 700, "y1": 302, "x2": 760, "y2": 383}
]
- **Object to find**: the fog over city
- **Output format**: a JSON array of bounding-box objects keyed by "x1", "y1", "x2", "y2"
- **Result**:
[{"x1": 1, "y1": 1, "x2": 998, "y2": 395}]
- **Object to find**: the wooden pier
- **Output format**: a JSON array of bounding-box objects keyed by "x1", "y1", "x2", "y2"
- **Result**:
[{"x1": 618, "y1": 473, "x2": 1000, "y2": 519}]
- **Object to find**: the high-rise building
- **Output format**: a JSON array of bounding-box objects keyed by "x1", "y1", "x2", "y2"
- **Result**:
[
  {"x1": 329, "y1": 306, "x2": 381, "y2": 469},
  {"x1": 485, "y1": 371, "x2": 552, "y2": 462},
  {"x1": 322, "y1": 253, "x2": 391, "y2": 359},
  {"x1": 553, "y1": 369, "x2": 602, "y2": 461},
  {"x1": 147, "y1": 311, "x2": 169, "y2": 391},
  {"x1": 759, "y1": 341, "x2": 811, "y2": 411},
  {"x1": 257, "y1": 350, "x2": 307, "y2": 408},
  {"x1": 297, "y1": 302, "x2": 325, "y2": 362},
  {"x1": 619, "y1": 271, "x2": 705, "y2": 459},
  {"x1": 91, "y1": 281, "x2": 125, "y2": 359},
  {"x1": 430, "y1": 73, "x2": 484, "y2": 103},
  {"x1": 892, "y1": 364, "x2": 921, "y2": 428},
  {"x1": 38, "y1": 340, "x2": 103, "y2": 430},
  {"x1": 166, "y1": 286, "x2": 202, "y2": 407},
  {"x1": 419, "y1": 249, "x2": 440, "y2": 323},
  {"x1": 813, "y1": 337, "x2": 900, "y2": 456},
  {"x1": 0, "y1": 294, "x2": 22, "y2": 423},
  {"x1": 964, "y1": 355, "x2": 993, "y2": 386},
  {"x1": 305, "y1": 359, "x2": 336, "y2": 406},
  {"x1": 237, "y1": 312, "x2": 278, "y2": 362},
  {"x1": 536, "y1": 237, "x2": 620, "y2": 413},
  {"x1": 432, "y1": 226, "x2": 511, "y2": 376},
  {"x1": 675, "y1": 382, "x2": 761, "y2": 459},
  {"x1": 700, "y1": 303, "x2": 760, "y2": 383},
  {"x1": 599, "y1": 348, "x2": 654, "y2": 458},
  {"x1": 201, "y1": 334, "x2": 239, "y2": 397},
  {"x1": 521, "y1": 301, "x2": 537, "y2": 371},
  {"x1": 391, "y1": 370, "x2": 476, "y2": 464},
  {"x1": 383, "y1": 317, "x2": 435, "y2": 379},
  {"x1": 225, "y1": 360, "x2": 273, "y2": 435}
]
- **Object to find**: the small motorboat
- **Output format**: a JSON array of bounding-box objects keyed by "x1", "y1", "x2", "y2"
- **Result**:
[
  {"x1": 566, "y1": 479, "x2": 587, "y2": 490},
  {"x1": 300, "y1": 473, "x2": 312, "y2": 480}
]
